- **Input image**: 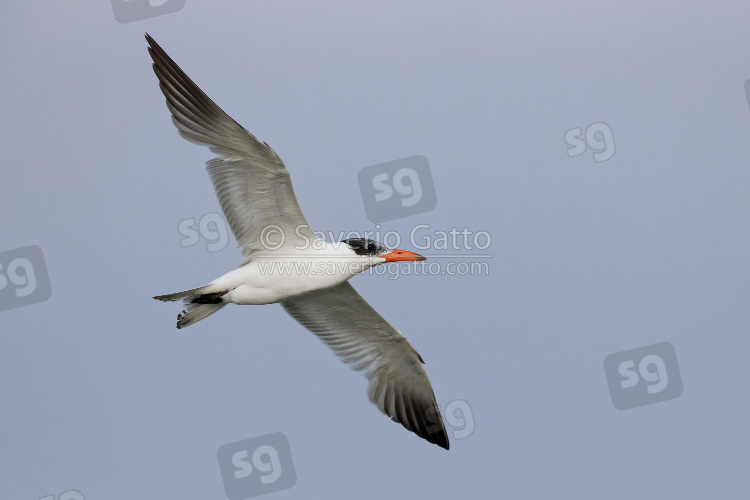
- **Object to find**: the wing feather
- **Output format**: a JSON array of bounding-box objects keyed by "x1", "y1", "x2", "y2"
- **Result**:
[
  {"x1": 146, "y1": 34, "x2": 317, "y2": 260},
  {"x1": 281, "y1": 282, "x2": 449, "y2": 449}
]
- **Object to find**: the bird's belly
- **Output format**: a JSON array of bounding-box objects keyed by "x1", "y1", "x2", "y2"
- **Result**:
[
  {"x1": 219, "y1": 259, "x2": 358, "y2": 305},
  {"x1": 225, "y1": 284, "x2": 288, "y2": 305}
]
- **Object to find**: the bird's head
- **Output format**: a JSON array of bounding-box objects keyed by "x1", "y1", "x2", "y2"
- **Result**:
[{"x1": 341, "y1": 238, "x2": 427, "y2": 264}]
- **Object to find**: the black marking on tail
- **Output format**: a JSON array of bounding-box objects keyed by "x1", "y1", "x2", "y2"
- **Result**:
[{"x1": 191, "y1": 291, "x2": 228, "y2": 304}]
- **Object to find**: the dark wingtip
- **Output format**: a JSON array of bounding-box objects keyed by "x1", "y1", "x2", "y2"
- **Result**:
[
  {"x1": 429, "y1": 426, "x2": 450, "y2": 450},
  {"x1": 438, "y1": 435, "x2": 450, "y2": 450},
  {"x1": 422, "y1": 404, "x2": 450, "y2": 450},
  {"x1": 144, "y1": 32, "x2": 163, "y2": 54}
]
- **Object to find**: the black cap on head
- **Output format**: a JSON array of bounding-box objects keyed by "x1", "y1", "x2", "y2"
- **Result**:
[{"x1": 341, "y1": 238, "x2": 387, "y2": 257}]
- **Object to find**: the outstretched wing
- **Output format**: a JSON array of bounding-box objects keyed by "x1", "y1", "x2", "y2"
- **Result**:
[
  {"x1": 146, "y1": 34, "x2": 317, "y2": 260},
  {"x1": 281, "y1": 282, "x2": 449, "y2": 449}
]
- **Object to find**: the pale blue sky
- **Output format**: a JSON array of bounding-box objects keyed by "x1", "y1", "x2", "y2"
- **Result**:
[{"x1": 1, "y1": 1, "x2": 749, "y2": 498}]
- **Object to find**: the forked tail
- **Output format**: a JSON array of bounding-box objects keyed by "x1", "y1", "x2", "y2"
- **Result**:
[{"x1": 154, "y1": 286, "x2": 229, "y2": 329}]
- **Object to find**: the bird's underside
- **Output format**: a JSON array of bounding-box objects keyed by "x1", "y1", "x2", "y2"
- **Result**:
[{"x1": 146, "y1": 33, "x2": 449, "y2": 449}]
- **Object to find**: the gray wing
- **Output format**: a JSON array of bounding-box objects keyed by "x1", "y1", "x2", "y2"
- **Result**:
[
  {"x1": 281, "y1": 282, "x2": 449, "y2": 449},
  {"x1": 146, "y1": 34, "x2": 317, "y2": 260}
]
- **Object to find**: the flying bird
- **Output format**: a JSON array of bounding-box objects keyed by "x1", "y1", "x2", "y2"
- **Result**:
[{"x1": 146, "y1": 34, "x2": 449, "y2": 450}]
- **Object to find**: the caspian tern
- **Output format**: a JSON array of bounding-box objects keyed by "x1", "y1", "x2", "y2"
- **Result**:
[{"x1": 147, "y1": 34, "x2": 449, "y2": 450}]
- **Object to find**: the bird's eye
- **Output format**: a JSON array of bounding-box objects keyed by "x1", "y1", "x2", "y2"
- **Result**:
[{"x1": 367, "y1": 243, "x2": 375, "y2": 251}]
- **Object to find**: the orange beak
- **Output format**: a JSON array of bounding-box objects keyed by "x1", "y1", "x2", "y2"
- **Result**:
[{"x1": 381, "y1": 249, "x2": 427, "y2": 262}]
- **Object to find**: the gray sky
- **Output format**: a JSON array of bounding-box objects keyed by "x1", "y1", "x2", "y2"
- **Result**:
[{"x1": 2, "y1": 1, "x2": 749, "y2": 498}]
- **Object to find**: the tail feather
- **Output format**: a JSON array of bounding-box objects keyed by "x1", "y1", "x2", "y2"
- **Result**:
[
  {"x1": 154, "y1": 286, "x2": 229, "y2": 329},
  {"x1": 154, "y1": 285, "x2": 211, "y2": 302},
  {"x1": 176, "y1": 301, "x2": 227, "y2": 329}
]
